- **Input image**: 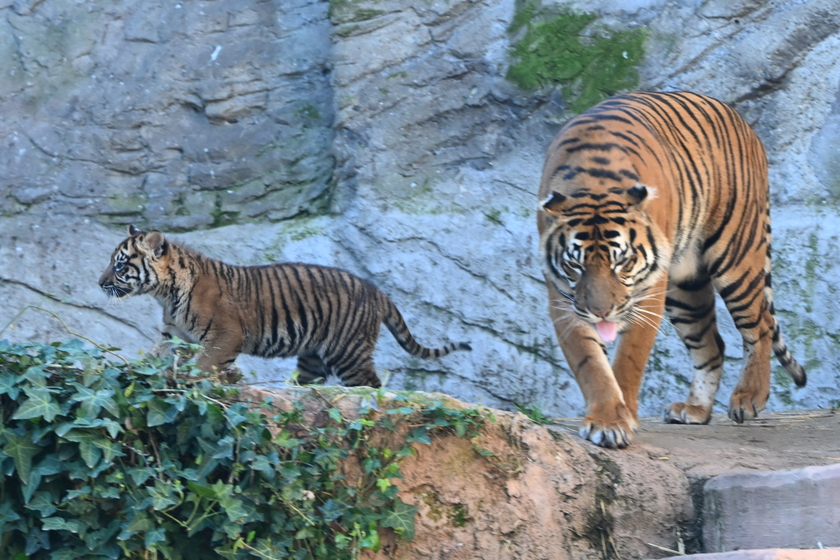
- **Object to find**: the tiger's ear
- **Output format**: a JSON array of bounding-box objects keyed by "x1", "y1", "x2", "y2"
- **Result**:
[
  {"x1": 541, "y1": 192, "x2": 567, "y2": 218},
  {"x1": 141, "y1": 231, "x2": 166, "y2": 258},
  {"x1": 128, "y1": 224, "x2": 146, "y2": 237},
  {"x1": 626, "y1": 183, "x2": 655, "y2": 209}
]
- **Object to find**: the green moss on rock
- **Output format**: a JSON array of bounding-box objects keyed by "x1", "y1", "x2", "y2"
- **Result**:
[{"x1": 507, "y1": 3, "x2": 646, "y2": 113}]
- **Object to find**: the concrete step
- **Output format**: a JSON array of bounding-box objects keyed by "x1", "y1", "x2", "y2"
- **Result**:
[
  {"x1": 671, "y1": 549, "x2": 840, "y2": 560},
  {"x1": 703, "y1": 463, "x2": 840, "y2": 552}
]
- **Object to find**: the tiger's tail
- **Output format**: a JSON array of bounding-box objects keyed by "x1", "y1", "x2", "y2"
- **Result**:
[
  {"x1": 381, "y1": 295, "x2": 471, "y2": 358},
  {"x1": 771, "y1": 320, "x2": 806, "y2": 387},
  {"x1": 764, "y1": 214, "x2": 806, "y2": 387}
]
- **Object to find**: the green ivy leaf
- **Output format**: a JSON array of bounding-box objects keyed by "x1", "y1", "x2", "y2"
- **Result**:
[
  {"x1": 12, "y1": 385, "x2": 62, "y2": 422},
  {"x1": 121, "y1": 511, "x2": 154, "y2": 538},
  {"x1": 148, "y1": 480, "x2": 179, "y2": 511},
  {"x1": 381, "y1": 498, "x2": 418, "y2": 541},
  {"x1": 274, "y1": 430, "x2": 303, "y2": 448},
  {"x1": 0, "y1": 500, "x2": 22, "y2": 526},
  {"x1": 69, "y1": 384, "x2": 120, "y2": 418},
  {"x1": 25, "y1": 491, "x2": 57, "y2": 517},
  {"x1": 186, "y1": 480, "x2": 216, "y2": 499},
  {"x1": 3, "y1": 432, "x2": 40, "y2": 485},
  {"x1": 406, "y1": 427, "x2": 431, "y2": 445},
  {"x1": 21, "y1": 364, "x2": 50, "y2": 387},
  {"x1": 65, "y1": 486, "x2": 92, "y2": 500},
  {"x1": 126, "y1": 466, "x2": 153, "y2": 486},
  {"x1": 144, "y1": 527, "x2": 167, "y2": 548},
  {"x1": 41, "y1": 516, "x2": 84, "y2": 533},
  {"x1": 386, "y1": 407, "x2": 414, "y2": 415},
  {"x1": 146, "y1": 399, "x2": 168, "y2": 427},
  {"x1": 96, "y1": 438, "x2": 123, "y2": 463},
  {"x1": 0, "y1": 371, "x2": 20, "y2": 399},
  {"x1": 225, "y1": 404, "x2": 248, "y2": 427},
  {"x1": 63, "y1": 431, "x2": 103, "y2": 469}
]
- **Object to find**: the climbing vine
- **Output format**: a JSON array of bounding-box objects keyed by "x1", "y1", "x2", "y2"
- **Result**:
[{"x1": 0, "y1": 338, "x2": 486, "y2": 559}]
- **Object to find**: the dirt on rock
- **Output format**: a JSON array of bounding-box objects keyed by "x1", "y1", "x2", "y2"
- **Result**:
[{"x1": 238, "y1": 386, "x2": 839, "y2": 560}]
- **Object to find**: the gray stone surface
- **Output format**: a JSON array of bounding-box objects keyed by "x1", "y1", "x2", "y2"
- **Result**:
[
  {"x1": 657, "y1": 549, "x2": 840, "y2": 560},
  {"x1": 2, "y1": 0, "x2": 840, "y2": 418},
  {"x1": 704, "y1": 464, "x2": 840, "y2": 552},
  {"x1": 0, "y1": 0, "x2": 335, "y2": 229}
]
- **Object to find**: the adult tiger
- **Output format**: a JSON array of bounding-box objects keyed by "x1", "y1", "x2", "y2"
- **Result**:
[
  {"x1": 537, "y1": 91, "x2": 805, "y2": 448},
  {"x1": 99, "y1": 226, "x2": 470, "y2": 386}
]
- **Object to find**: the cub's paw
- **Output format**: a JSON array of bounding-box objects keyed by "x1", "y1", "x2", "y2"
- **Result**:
[
  {"x1": 663, "y1": 403, "x2": 711, "y2": 425},
  {"x1": 580, "y1": 405, "x2": 638, "y2": 449},
  {"x1": 219, "y1": 364, "x2": 244, "y2": 384},
  {"x1": 728, "y1": 390, "x2": 766, "y2": 423}
]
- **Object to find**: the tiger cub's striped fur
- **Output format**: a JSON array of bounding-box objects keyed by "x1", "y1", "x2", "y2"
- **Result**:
[
  {"x1": 99, "y1": 226, "x2": 470, "y2": 387},
  {"x1": 537, "y1": 91, "x2": 805, "y2": 448}
]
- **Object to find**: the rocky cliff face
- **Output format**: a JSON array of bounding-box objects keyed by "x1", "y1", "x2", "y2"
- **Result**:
[{"x1": 2, "y1": 0, "x2": 839, "y2": 418}]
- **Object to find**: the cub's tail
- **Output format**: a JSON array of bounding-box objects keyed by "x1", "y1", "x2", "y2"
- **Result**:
[{"x1": 381, "y1": 295, "x2": 471, "y2": 358}]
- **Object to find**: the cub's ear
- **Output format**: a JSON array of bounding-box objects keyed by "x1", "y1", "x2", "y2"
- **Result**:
[
  {"x1": 541, "y1": 192, "x2": 567, "y2": 218},
  {"x1": 128, "y1": 224, "x2": 145, "y2": 236},
  {"x1": 626, "y1": 183, "x2": 656, "y2": 208},
  {"x1": 142, "y1": 231, "x2": 166, "y2": 258}
]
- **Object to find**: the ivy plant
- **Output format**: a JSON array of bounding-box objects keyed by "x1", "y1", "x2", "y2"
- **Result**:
[{"x1": 0, "y1": 338, "x2": 486, "y2": 560}]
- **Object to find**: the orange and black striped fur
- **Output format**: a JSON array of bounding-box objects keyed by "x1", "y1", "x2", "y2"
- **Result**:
[
  {"x1": 537, "y1": 91, "x2": 805, "y2": 448},
  {"x1": 99, "y1": 226, "x2": 470, "y2": 387}
]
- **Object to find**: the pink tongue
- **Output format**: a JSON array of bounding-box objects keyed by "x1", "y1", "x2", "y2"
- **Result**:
[{"x1": 595, "y1": 320, "x2": 618, "y2": 343}]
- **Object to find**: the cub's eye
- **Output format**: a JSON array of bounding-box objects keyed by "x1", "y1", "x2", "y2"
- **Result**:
[{"x1": 114, "y1": 261, "x2": 125, "y2": 273}]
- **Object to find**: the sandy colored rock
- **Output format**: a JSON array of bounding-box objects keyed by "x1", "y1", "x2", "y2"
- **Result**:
[{"x1": 234, "y1": 387, "x2": 840, "y2": 560}]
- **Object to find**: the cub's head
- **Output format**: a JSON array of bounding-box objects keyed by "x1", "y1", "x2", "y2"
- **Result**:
[
  {"x1": 99, "y1": 225, "x2": 168, "y2": 299},
  {"x1": 539, "y1": 185, "x2": 669, "y2": 342}
]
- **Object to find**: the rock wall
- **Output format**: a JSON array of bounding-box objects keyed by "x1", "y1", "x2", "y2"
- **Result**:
[{"x1": 2, "y1": 0, "x2": 840, "y2": 418}]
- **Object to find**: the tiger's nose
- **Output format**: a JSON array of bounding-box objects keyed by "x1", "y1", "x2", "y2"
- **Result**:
[{"x1": 591, "y1": 307, "x2": 611, "y2": 319}]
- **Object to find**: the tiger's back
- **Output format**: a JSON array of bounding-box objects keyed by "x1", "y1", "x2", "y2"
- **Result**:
[
  {"x1": 99, "y1": 227, "x2": 470, "y2": 387},
  {"x1": 538, "y1": 91, "x2": 805, "y2": 448}
]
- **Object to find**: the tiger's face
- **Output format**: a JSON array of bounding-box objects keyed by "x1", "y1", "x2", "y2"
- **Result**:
[
  {"x1": 540, "y1": 185, "x2": 667, "y2": 342},
  {"x1": 99, "y1": 225, "x2": 167, "y2": 299}
]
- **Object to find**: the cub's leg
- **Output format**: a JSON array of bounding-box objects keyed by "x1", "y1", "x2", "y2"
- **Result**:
[
  {"x1": 322, "y1": 322, "x2": 383, "y2": 388},
  {"x1": 326, "y1": 347, "x2": 381, "y2": 388},
  {"x1": 546, "y1": 282, "x2": 639, "y2": 448},
  {"x1": 714, "y1": 270, "x2": 774, "y2": 423},
  {"x1": 195, "y1": 337, "x2": 241, "y2": 379},
  {"x1": 295, "y1": 354, "x2": 329, "y2": 385},
  {"x1": 663, "y1": 275, "x2": 725, "y2": 424},
  {"x1": 150, "y1": 315, "x2": 194, "y2": 358}
]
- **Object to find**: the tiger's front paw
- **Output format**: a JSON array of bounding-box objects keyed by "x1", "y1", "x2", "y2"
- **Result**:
[
  {"x1": 663, "y1": 402, "x2": 711, "y2": 425},
  {"x1": 728, "y1": 390, "x2": 766, "y2": 423},
  {"x1": 580, "y1": 404, "x2": 638, "y2": 448}
]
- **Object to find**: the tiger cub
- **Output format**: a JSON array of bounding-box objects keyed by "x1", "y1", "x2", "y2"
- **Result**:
[
  {"x1": 99, "y1": 226, "x2": 470, "y2": 386},
  {"x1": 537, "y1": 91, "x2": 805, "y2": 448}
]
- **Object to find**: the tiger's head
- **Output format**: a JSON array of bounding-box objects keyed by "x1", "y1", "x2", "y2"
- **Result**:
[
  {"x1": 539, "y1": 184, "x2": 669, "y2": 342},
  {"x1": 99, "y1": 225, "x2": 168, "y2": 300}
]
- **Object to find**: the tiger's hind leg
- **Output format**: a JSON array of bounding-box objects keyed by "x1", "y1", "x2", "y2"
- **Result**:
[
  {"x1": 664, "y1": 275, "x2": 725, "y2": 424},
  {"x1": 714, "y1": 270, "x2": 774, "y2": 424},
  {"x1": 295, "y1": 354, "x2": 329, "y2": 385}
]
